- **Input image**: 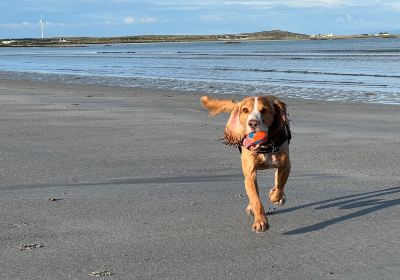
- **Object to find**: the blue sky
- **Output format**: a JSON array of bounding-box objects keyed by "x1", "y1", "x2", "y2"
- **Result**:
[{"x1": 1, "y1": 0, "x2": 400, "y2": 38}]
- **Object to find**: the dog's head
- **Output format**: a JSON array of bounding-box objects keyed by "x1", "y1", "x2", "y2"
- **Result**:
[{"x1": 201, "y1": 95, "x2": 288, "y2": 145}]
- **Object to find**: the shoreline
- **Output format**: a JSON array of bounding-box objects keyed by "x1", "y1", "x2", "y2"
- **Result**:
[
  {"x1": 1, "y1": 70, "x2": 399, "y2": 106},
  {"x1": 1, "y1": 78, "x2": 399, "y2": 279},
  {"x1": 1, "y1": 34, "x2": 399, "y2": 48}
]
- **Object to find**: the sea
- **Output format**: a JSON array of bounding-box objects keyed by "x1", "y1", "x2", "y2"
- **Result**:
[{"x1": 0, "y1": 38, "x2": 399, "y2": 104}]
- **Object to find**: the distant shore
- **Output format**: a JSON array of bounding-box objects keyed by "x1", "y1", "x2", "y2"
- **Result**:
[
  {"x1": 4, "y1": 29, "x2": 399, "y2": 47},
  {"x1": 0, "y1": 30, "x2": 308, "y2": 47}
]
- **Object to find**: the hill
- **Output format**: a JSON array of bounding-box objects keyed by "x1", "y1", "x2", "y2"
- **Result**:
[
  {"x1": 242, "y1": 30, "x2": 309, "y2": 40},
  {"x1": 1, "y1": 30, "x2": 309, "y2": 47}
]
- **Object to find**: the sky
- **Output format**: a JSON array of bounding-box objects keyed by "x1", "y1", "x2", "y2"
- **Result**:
[{"x1": 1, "y1": 0, "x2": 400, "y2": 38}]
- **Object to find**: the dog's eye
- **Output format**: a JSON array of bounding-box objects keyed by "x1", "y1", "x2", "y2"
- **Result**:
[
  {"x1": 242, "y1": 108, "x2": 249, "y2": 113},
  {"x1": 260, "y1": 108, "x2": 266, "y2": 114}
]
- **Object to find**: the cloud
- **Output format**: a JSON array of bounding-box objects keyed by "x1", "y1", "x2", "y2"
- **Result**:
[
  {"x1": 152, "y1": 1, "x2": 220, "y2": 11},
  {"x1": 139, "y1": 17, "x2": 157, "y2": 23},
  {"x1": 383, "y1": 1, "x2": 400, "y2": 12},
  {"x1": 200, "y1": 15, "x2": 223, "y2": 21},
  {"x1": 223, "y1": 1, "x2": 273, "y2": 9},
  {"x1": 285, "y1": 0, "x2": 343, "y2": 7},
  {"x1": 124, "y1": 16, "x2": 136, "y2": 24},
  {"x1": 223, "y1": 0, "x2": 343, "y2": 8},
  {"x1": 0, "y1": 21, "x2": 34, "y2": 28},
  {"x1": 45, "y1": 21, "x2": 80, "y2": 28},
  {"x1": 335, "y1": 14, "x2": 364, "y2": 24},
  {"x1": 0, "y1": 20, "x2": 96, "y2": 30},
  {"x1": 334, "y1": 14, "x2": 375, "y2": 30},
  {"x1": 1, "y1": 0, "x2": 399, "y2": 37},
  {"x1": 124, "y1": 16, "x2": 157, "y2": 24}
]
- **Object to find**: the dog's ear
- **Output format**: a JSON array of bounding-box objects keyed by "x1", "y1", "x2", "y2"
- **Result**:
[
  {"x1": 201, "y1": 96, "x2": 236, "y2": 116},
  {"x1": 273, "y1": 97, "x2": 289, "y2": 128},
  {"x1": 224, "y1": 104, "x2": 244, "y2": 145}
]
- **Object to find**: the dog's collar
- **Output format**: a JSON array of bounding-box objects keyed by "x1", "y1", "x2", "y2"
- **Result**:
[{"x1": 238, "y1": 139, "x2": 282, "y2": 155}]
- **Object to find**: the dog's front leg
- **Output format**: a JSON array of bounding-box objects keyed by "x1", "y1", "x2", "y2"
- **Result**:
[
  {"x1": 242, "y1": 152, "x2": 268, "y2": 232},
  {"x1": 244, "y1": 175, "x2": 268, "y2": 232},
  {"x1": 269, "y1": 152, "x2": 291, "y2": 206}
]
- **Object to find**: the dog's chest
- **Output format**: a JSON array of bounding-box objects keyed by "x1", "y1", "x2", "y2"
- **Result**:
[{"x1": 256, "y1": 153, "x2": 280, "y2": 169}]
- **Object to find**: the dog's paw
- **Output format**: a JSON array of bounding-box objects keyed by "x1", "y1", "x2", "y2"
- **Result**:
[
  {"x1": 252, "y1": 217, "x2": 269, "y2": 232},
  {"x1": 245, "y1": 204, "x2": 254, "y2": 216},
  {"x1": 269, "y1": 188, "x2": 286, "y2": 206}
]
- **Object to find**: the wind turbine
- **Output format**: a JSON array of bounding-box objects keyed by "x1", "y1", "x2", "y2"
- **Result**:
[{"x1": 39, "y1": 15, "x2": 45, "y2": 39}]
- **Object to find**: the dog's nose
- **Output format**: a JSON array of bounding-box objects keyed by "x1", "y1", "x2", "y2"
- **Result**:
[{"x1": 248, "y1": 119, "x2": 259, "y2": 129}]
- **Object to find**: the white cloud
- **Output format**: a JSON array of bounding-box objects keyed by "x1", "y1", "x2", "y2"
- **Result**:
[
  {"x1": 139, "y1": 17, "x2": 157, "y2": 23},
  {"x1": 0, "y1": 20, "x2": 99, "y2": 30},
  {"x1": 104, "y1": 20, "x2": 118, "y2": 25},
  {"x1": 334, "y1": 14, "x2": 376, "y2": 30},
  {"x1": 383, "y1": 1, "x2": 400, "y2": 12},
  {"x1": 124, "y1": 16, "x2": 157, "y2": 24},
  {"x1": 285, "y1": 0, "x2": 343, "y2": 8},
  {"x1": 152, "y1": 1, "x2": 220, "y2": 11},
  {"x1": 0, "y1": 21, "x2": 34, "y2": 28},
  {"x1": 147, "y1": 0, "x2": 386, "y2": 12},
  {"x1": 223, "y1": 1, "x2": 272, "y2": 9},
  {"x1": 200, "y1": 15, "x2": 223, "y2": 21},
  {"x1": 45, "y1": 21, "x2": 80, "y2": 28},
  {"x1": 149, "y1": 0, "x2": 400, "y2": 10},
  {"x1": 223, "y1": 0, "x2": 343, "y2": 8},
  {"x1": 124, "y1": 16, "x2": 136, "y2": 24}
]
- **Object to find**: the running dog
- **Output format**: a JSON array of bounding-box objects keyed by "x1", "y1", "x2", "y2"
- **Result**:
[{"x1": 201, "y1": 95, "x2": 291, "y2": 232}]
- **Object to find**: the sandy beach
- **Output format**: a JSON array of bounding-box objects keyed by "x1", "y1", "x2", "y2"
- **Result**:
[{"x1": 1, "y1": 78, "x2": 399, "y2": 279}]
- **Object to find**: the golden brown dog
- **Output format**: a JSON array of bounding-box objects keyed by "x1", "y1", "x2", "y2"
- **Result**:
[{"x1": 201, "y1": 95, "x2": 291, "y2": 232}]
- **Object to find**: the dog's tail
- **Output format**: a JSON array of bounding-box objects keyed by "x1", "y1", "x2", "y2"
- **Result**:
[{"x1": 201, "y1": 96, "x2": 236, "y2": 116}]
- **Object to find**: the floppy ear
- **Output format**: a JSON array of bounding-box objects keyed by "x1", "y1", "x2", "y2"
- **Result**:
[
  {"x1": 273, "y1": 97, "x2": 289, "y2": 128},
  {"x1": 272, "y1": 97, "x2": 291, "y2": 143},
  {"x1": 201, "y1": 96, "x2": 236, "y2": 116},
  {"x1": 223, "y1": 104, "x2": 244, "y2": 145}
]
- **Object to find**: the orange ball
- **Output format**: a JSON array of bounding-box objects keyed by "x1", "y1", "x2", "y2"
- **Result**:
[{"x1": 243, "y1": 131, "x2": 268, "y2": 148}]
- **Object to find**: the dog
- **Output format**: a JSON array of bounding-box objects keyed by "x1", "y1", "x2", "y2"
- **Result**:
[{"x1": 201, "y1": 95, "x2": 291, "y2": 232}]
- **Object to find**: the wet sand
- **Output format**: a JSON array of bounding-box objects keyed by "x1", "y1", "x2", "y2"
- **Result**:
[{"x1": 0, "y1": 78, "x2": 399, "y2": 279}]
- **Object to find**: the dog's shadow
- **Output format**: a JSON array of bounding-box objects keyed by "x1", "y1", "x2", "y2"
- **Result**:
[{"x1": 268, "y1": 186, "x2": 400, "y2": 235}]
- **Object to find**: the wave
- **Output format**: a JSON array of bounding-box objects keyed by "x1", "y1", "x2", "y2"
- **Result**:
[
  {"x1": 269, "y1": 77, "x2": 389, "y2": 87},
  {"x1": 55, "y1": 68, "x2": 86, "y2": 72},
  {"x1": 309, "y1": 48, "x2": 400, "y2": 53},
  {"x1": 96, "y1": 51, "x2": 136, "y2": 54},
  {"x1": 212, "y1": 67, "x2": 400, "y2": 78},
  {"x1": 175, "y1": 51, "x2": 400, "y2": 57}
]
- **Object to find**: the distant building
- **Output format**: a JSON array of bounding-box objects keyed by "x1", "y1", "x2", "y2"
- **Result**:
[
  {"x1": 2, "y1": 40, "x2": 15, "y2": 45},
  {"x1": 233, "y1": 34, "x2": 248, "y2": 39},
  {"x1": 376, "y1": 32, "x2": 391, "y2": 37},
  {"x1": 372, "y1": 32, "x2": 395, "y2": 38},
  {"x1": 217, "y1": 34, "x2": 248, "y2": 40},
  {"x1": 310, "y1": 33, "x2": 334, "y2": 40}
]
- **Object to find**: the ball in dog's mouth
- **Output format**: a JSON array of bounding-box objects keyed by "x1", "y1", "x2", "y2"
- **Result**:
[{"x1": 243, "y1": 131, "x2": 269, "y2": 151}]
